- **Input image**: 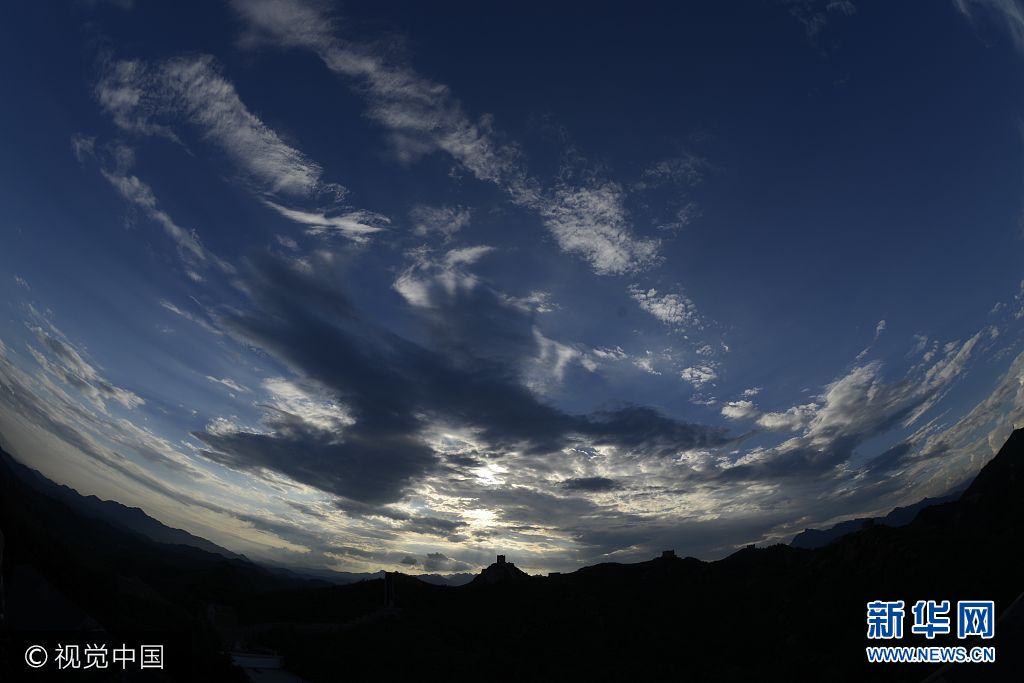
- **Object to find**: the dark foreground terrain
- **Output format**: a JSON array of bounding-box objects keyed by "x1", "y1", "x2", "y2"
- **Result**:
[{"x1": 2, "y1": 430, "x2": 1022, "y2": 681}]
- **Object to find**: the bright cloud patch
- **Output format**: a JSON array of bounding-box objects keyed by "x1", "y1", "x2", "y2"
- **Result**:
[
  {"x1": 629, "y1": 285, "x2": 700, "y2": 329},
  {"x1": 680, "y1": 365, "x2": 718, "y2": 387}
]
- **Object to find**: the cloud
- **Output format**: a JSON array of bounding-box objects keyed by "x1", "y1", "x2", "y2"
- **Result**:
[
  {"x1": 724, "y1": 329, "x2": 990, "y2": 483},
  {"x1": 680, "y1": 365, "x2": 718, "y2": 388},
  {"x1": 757, "y1": 403, "x2": 818, "y2": 431},
  {"x1": 806, "y1": 362, "x2": 930, "y2": 442},
  {"x1": 0, "y1": 322, "x2": 226, "y2": 510},
  {"x1": 534, "y1": 183, "x2": 660, "y2": 275},
  {"x1": 633, "y1": 351, "x2": 662, "y2": 376},
  {"x1": 909, "y1": 349, "x2": 1024, "y2": 470},
  {"x1": 422, "y1": 552, "x2": 472, "y2": 573},
  {"x1": 637, "y1": 154, "x2": 708, "y2": 188},
  {"x1": 196, "y1": 406, "x2": 436, "y2": 508},
  {"x1": 392, "y1": 246, "x2": 574, "y2": 393},
  {"x1": 591, "y1": 346, "x2": 627, "y2": 362},
  {"x1": 856, "y1": 319, "x2": 890, "y2": 361},
  {"x1": 96, "y1": 55, "x2": 333, "y2": 197},
  {"x1": 398, "y1": 516, "x2": 468, "y2": 538},
  {"x1": 230, "y1": 0, "x2": 661, "y2": 275},
  {"x1": 262, "y1": 377, "x2": 355, "y2": 432},
  {"x1": 231, "y1": 0, "x2": 520, "y2": 184},
  {"x1": 628, "y1": 285, "x2": 700, "y2": 329},
  {"x1": 561, "y1": 476, "x2": 621, "y2": 492},
  {"x1": 657, "y1": 202, "x2": 702, "y2": 232},
  {"x1": 954, "y1": 0, "x2": 1024, "y2": 52},
  {"x1": 7, "y1": 261, "x2": 1015, "y2": 570},
  {"x1": 392, "y1": 245, "x2": 494, "y2": 309},
  {"x1": 409, "y1": 204, "x2": 471, "y2": 238},
  {"x1": 159, "y1": 299, "x2": 224, "y2": 336},
  {"x1": 783, "y1": 0, "x2": 857, "y2": 38},
  {"x1": 196, "y1": 376, "x2": 420, "y2": 509},
  {"x1": 444, "y1": 245, "x2": 494, "y2": 267},
  {"x1": 263, "y1": 200, "x2": 388, "y2": 242},
  {"x1": 193, "y1": 253, "x2": 728, "y2": 512},
  {"x1": 94, "y1": 55, "x2": 396, "y2": 247},
  {"x1": 101, "y1": 169, "x2": 232, "y2": 275},
  {"x1": 721, "y1": 400, "x2": 761, "y2": 421},
  {"x1": 205, "y1": 376, "x2": 250, "y2": 394},
  {"x1": 27, "y1": 323, "x2": 144, "y2": 412},
  {"x1": 70, "y1": 133, "x2": 96, "y2": 162},
  {"x1": 77, "y1": 137, "x2": 233, "y2": 277},
  {"x1": 400, "y1": 555, "x2": 418, "y2": 566},
  {"x1": 526, "y1": 328, "x2": 582, "y2": 393}
]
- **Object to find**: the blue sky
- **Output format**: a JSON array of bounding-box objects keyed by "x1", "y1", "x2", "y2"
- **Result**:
[{"x1": 2, "y1": 0, "x2": 1024, "y2": 574}]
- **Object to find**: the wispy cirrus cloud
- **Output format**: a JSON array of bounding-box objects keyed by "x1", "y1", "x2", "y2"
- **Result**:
[
  {"x1": 205, "y1": 375, "x2": 250, "y2": 394},
  {"x1": 635, "y1": 154, "x2": 708, "y2": 190},
  {"x1": 27, "y1": 322, "x2": 144, "y2": 412},
  {"x1": 955, "y1": 0, "x2": 1024, "y2": 52},
  {"x1": 73, "y1": 136, "x2": 232, "y2": 277},
  {"x1": 231, "y1": 0, "x2": 521, "y2": 184},
  {"x1": 96, "y1": 55, "x2": 331, "y2": 197},
  {"x1": 101, "y1": 168, "x2": 232, "y2": 276},
  {"x1": 229, "y1": 0, "x2": 661, "y2": 275},
  {"x1": 263, "y1": 200, "x2": 389, "y2": 242},
  {"x1": 409, "y1": 204, "x2": 471, "y2": 239},
  {"x1": 782, "y1": 0, "x2": 856, "y2": 38},
  {"x1": 95, "y1": 53, "x2": 395, "y2": 243}
]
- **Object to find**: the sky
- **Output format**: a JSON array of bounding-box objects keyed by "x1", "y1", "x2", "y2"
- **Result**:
[{"x1": 1, "y1": 0, "x2": 1024, "y2": 575}]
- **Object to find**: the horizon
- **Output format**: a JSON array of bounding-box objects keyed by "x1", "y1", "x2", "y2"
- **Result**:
[
  {"x1": 0, "y1": 435, "x2": 991, "y2": 578},
  {"x1": 3, "y1": 0, "x2": 1024, "y2": 577}
]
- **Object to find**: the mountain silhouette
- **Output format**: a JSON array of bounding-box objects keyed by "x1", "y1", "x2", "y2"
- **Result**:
[
  {"x1": 1, "y1": 449, "x2": 243, "y2": 560},
  {"x1": 1, "y1": 430, "x2": 1022, "y2": 681},
  {"x1": 259, "y1": 563, "x2": 475, "y2": 587},
  {"x1": 790, "y1": 485, "x2": 966, "y2": 549}
]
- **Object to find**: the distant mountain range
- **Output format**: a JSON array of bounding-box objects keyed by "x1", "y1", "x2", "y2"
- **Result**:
[
  {"x1": 3, "y1": 451, "x2": 244, "y2": 559},
  {"x1": 790, "y1": 485, "x2": 967, "y2": 549},
  {"x1": 0, "y1": 448, "x2": 474, "y2": 586},
  {"x1": 261, "y1": 562, "x2": 475, "y2": 587},
  {"x1": 2, "y1": 431, "x2": 1022, "y2": 681}
]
